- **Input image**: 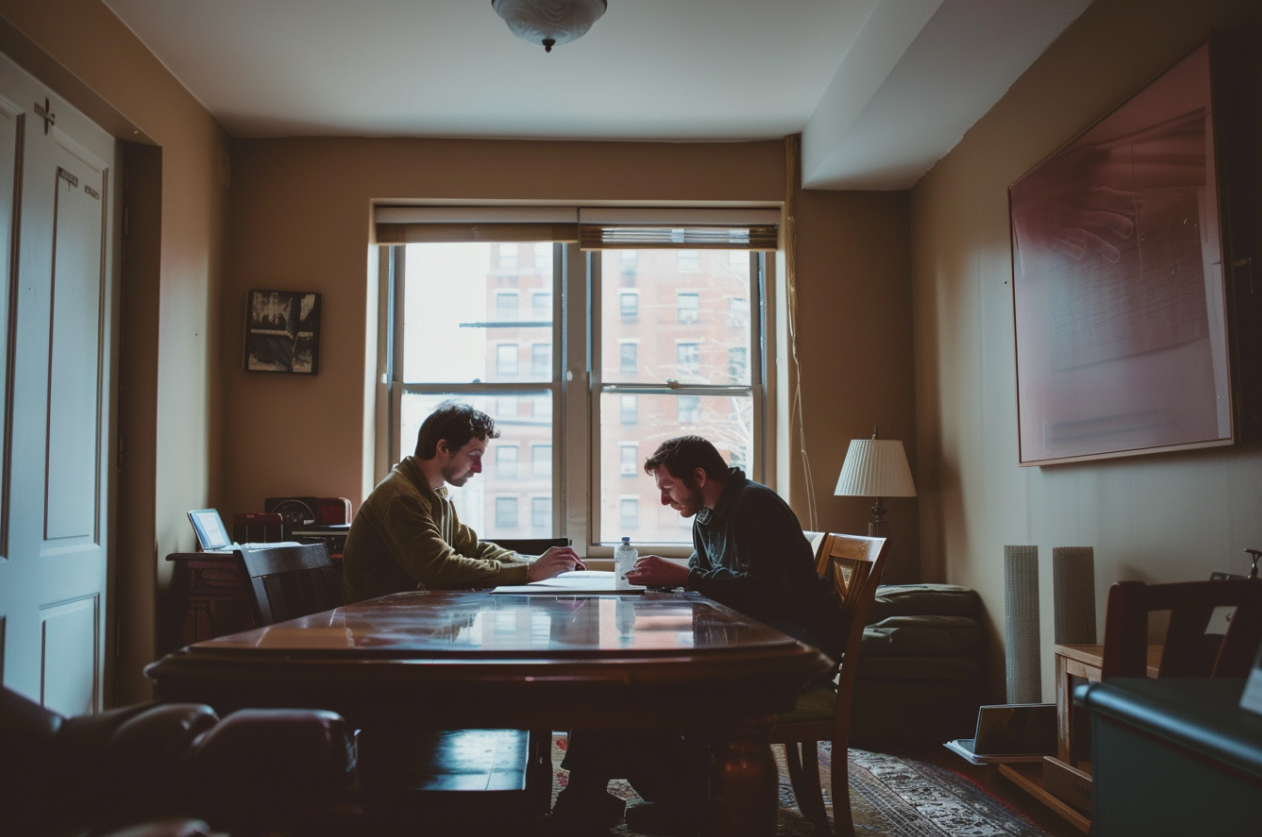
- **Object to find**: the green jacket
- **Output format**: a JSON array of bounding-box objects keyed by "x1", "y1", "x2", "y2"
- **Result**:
[{"x1": 341, "y1": 457, "x2": 530, "y2": 603}]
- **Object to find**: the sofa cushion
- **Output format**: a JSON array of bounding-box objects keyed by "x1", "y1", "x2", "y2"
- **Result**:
[
  {"x1": 868, "y1": 584, "x2": 980, "y2": 621},
  {"x1": 861, "y1": 614, "x2": 981, "y2": 657}
]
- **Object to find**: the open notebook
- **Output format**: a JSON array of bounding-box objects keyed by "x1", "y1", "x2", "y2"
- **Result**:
[{"x1": 491, "y1": 570, "x2": 646, "y2": 595}]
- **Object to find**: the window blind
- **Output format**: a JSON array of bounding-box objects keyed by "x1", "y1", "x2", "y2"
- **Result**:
[{"x1": 372, "y1": 205, "x2": 781, "y2": 249}]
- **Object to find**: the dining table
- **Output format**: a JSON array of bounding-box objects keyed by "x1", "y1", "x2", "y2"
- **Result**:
[{"x1": 145, "y1": 588, "x2": 833, "y2": 836}]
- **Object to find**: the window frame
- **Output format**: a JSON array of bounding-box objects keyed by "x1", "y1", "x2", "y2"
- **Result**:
[{"x1": 379, "y1": 230, "x2": 775, "y2": 558}]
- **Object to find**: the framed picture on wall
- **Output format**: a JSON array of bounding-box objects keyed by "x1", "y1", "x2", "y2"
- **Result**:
[
  {"x1": 1009, "y1": 42, "x2": 1235, "y2": 466},
  {"x1": 243, "y1": 289, "x2": 322, "y2": 374}
]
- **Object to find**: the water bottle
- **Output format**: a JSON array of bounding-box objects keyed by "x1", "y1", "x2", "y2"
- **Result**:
[{"x1": 614, "y1": 536, "x2": 637, "y2": 590}]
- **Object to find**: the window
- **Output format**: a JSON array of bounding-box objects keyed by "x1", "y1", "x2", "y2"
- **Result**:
[
  {"x1": 495, "y1": 291, "x2": 518, "y2": 318},
  {"x1": 496, "y1": 445, "x2": 518, "y2": 479},
  {"x1": 619, "y1": 340, "x2": 638, "y2": 375},
  {"x1": 495, "y1": 343, "x2": 518, "y2": 376},
  {"x1": 677, "y1": 342, "x2": 700, "y2": 375},
  {"x1": 620, "y1": 394, "x2": 637, "y2": 425},
  {"x1": 380, "y1": 208, "x2": 773, "y2": 548},
  {"x1": 677, "y1": 292, "x2": 700, "y2": 323},
  {"x1": 531, "y1": 343, "x2": 551, "y2": 377},
  {"x1": 531, "y1": 496, "x2": 551, "y2": 529},
  {"x1": 620, "y1": 443, "x2": 638, "y2": 476},
  {"x1": 619, "y1": 291, "x2": 638, "y2": 320},
  {"x1": 531, "y1": 291, "x2": 551, "y2": 315},
  {"x1": 620, "y1": 497, "x2": 639, "y2": 530},
  {"x1": 532, "y1": 444, "x2": 552, "y2": 479},
  {"x1": 495, "y1": 497, "x2": 519, "y2": 528},
  {"x1": 677, "y1": 396, "x2": 701, "y2": 423},
  {"x1": 728, "y1": 346, "x2": 747, "y2": 382}
]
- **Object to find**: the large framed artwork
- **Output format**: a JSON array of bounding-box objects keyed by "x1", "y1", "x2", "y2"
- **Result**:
[
  {"x1": 1009, "y1": 43, "x2": 1234, "y2": 466},
  {"x1": 244, "y1": 289, "x2": 322, "y2": 374}
]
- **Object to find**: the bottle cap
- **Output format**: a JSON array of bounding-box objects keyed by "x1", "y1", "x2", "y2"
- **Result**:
[{"x1": 621, "y1": 536, "x2": 630, "y2": 544}]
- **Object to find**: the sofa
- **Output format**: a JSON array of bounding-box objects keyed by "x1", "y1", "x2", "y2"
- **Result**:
[{"x1": 849, "y1": 583, "x2": 985, "y2": 747}]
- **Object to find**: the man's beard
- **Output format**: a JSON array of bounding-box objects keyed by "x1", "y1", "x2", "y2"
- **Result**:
[{"x1": 442, "y1": 464, "x2": 472, "y2": 487}]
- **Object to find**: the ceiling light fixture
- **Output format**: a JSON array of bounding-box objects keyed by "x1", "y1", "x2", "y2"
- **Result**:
[{"x1": 491, "y1": 0, "x2": 607, "y2": 53}]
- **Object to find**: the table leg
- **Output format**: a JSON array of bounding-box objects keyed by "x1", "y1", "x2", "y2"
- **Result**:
[{"x1": 710, "y1": 718, "x2": 778, "y2": 837}]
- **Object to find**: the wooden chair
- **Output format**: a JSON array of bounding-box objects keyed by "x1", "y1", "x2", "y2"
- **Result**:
[
  {"x1": 234, "y1": 541, "x2": 342, "y2": 626},
  {"x1": 1101, "y1": 578, "x2": 1262, "y2": 678},
  {"x1": 771, "y1": 533, "x2": 888, "y2": 837}
]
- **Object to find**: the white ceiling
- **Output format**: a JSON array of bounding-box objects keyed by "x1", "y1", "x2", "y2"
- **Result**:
[{"x1": 102, "y1": 0, "x2": 1090, "y2": 190}]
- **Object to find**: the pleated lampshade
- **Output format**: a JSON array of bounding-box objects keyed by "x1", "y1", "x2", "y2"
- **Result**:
[{"x1": 834, "y1": 439, "x2": 916, "y2": 498}]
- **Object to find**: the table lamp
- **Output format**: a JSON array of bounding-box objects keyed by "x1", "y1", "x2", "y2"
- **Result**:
[{"x1": 834, "y1": 429, "x2": 917, "y2": 538}]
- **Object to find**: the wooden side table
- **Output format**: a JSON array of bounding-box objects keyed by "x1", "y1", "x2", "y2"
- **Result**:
[
  {"x1": 998, "y1": 643, "x2": 1161, "y2": 834},
  {"x1": 163, "y1": 552, "x2": 255, "y2": 651}
]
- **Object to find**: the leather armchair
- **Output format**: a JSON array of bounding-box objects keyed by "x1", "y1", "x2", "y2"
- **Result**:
[{"x1": 1, "y1": 685, "x2": 357, "y2": 837}]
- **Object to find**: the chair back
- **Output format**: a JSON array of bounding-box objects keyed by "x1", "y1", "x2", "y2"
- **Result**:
[
  {"x1": 482, "y1": 537, "x2": 571, "y2": 555},
  {"x1": 235, "y1": 542, "x2": 341, "y2": 626},
  {"x1": 818, "y1": 533, "x2": 888, "y2": 647},
  {"x1": 1101, "y1": 579, "x2": 1262, "y2": 678}
]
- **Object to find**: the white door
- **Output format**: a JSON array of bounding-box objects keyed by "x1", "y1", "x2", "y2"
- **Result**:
[{"x1": 0, "y1": 53, "x2": 115, "y2": 715}]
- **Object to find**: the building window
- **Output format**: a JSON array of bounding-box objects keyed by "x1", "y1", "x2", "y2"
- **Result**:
[
  {"x1": 531, "y1": 343, "x2": 551, "y2": 377},
  {"x1": 532, "y1": 444, "x2": 552, "y2": 479},
  {"x1": 496, "y1": 445, "x2": 518, "y2": 479},
  {"x1": 498, "y1": 244, "x2": 518, "y2": 273},
  {"x1": 620, "y1": 394, "x2": 638, "y2": 425},
  {"x1": 727, "y1": 297, "x2": 748, "y2": 328},
  {"x1": 495, "y1": 343, "x2": 518, "y2": 376},
  {"x1": 619, "y1": 340, "x2": 638, "y2": 375},
  {"x1": 677, "y1": 292, "x2": 700, "y2": 323},
  {"x1": 495, "y1": 496, "x2": 519, "y2": 528},
  {"x1": 620, "y1": 250, "x2": 637, "y2": 277},
  {"x1": 495, "y1": 291, "x2": 518, "y2": 318},
  {"x1": 620, "y1": 443, "x2": 638, "y2": 476},
  {"x1": 678, "y1": 396, "x2": 701, "y2": 423},
  {"x1": 677, "y1": 342, "x2": 700, "y2": 374},
  {"x1": 531, "y1": 291, "x2": 551, "y2": 316},
  {"x1": 677, "y1": 250, "x2": 701, "y2": 272},
  {"x1": 531, "y1": 496, "x2": 551, "y2": 530},
  {"x1": 620, "y1": 291, "x2": 638, "y2": 320},
  {"x1": 620, "y1": 497, "x2": 639, "y2": 530},
  {"x1": 728, "y1": 346, "x2": 747, "y2": 382}
]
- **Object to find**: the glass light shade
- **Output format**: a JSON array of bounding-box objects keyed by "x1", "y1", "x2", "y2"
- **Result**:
[
  {"x1": 491, "y1": 0, "x2": 608, "y2": 52},
  {"x1": 834, "y1": 439, "x2": 917, "y2": 498}
]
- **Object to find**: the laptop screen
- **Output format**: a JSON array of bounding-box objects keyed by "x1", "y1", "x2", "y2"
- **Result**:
[{"x1": 188, "y1": 509, "x2": 232, "y2": 551}]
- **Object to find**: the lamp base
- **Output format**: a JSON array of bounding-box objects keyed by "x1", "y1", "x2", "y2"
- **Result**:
[{"x1": 867, "y1": 519, "x2": 890, "y2": 539}]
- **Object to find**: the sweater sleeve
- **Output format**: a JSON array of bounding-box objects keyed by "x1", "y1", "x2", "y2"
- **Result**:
[{"x1": 379, "y1": 493, "x2": 530, "y2": 589}]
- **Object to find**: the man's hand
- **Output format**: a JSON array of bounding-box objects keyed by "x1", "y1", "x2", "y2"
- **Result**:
[
  {"x1": 526, "y1": 546, "x2": 585, "y2": 582},
  {"x1": 625, "y1": 555, "x2": 690, "y2": 589}
]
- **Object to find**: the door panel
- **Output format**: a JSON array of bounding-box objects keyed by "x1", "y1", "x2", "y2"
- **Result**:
[
  {"x1": 0, "y1": 52, "x2": 115, "y2": 709},
  {"x1": 40, "y1": 594, "x2": 98, "y2": 715}
]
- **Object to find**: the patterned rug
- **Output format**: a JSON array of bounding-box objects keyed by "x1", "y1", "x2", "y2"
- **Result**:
[{"x1": 549, "y1": 734, "x2": 1050, "y2": 837}]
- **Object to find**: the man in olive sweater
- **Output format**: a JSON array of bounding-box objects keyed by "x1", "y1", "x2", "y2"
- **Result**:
[{"x1": 341, "y1": 402, "x2": 581, "y2": 603}]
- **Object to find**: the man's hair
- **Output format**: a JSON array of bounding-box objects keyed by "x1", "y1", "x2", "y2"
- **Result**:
[
  {"x1": 643, "y1": 436, "x2": 728, "y2": 487},
  {"x1": 415, "y1": 401, "x2": 499, "y2": 459}
]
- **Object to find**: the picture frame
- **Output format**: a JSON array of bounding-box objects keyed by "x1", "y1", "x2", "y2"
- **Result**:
[
  {"x1": 244, "y1": 289, "x2": 321, "y2": 374},
  {"x1": 1009, "y1": 43, "x2": 1234, "y2": 466}
]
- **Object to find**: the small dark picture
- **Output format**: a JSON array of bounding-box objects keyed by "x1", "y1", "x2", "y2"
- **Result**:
[{"x1": 244, "y1": 289, "x2": 321, "y2": 374}]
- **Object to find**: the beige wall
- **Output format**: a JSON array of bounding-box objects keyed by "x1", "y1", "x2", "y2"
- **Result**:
[
  {"x1": 911, "y1": 0, "x2": 1262, "y2": 700},
  {"x1": 0, "y1": 0, "x2": 229, "y2": 703},
  {"x1": 223, "y1": 138, "x2": 919, "y2": 575}
]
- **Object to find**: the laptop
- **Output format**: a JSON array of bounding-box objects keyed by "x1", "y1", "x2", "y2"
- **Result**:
[
  {"x1": 187, "y1": 509, "x2": 233, "y2": 552},
  {"x1": 944, "y1": 703, "x2": 1057, "y2": 765}
]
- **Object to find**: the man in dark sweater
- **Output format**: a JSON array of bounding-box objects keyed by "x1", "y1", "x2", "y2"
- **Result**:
[{"x1": 550, "y1": 436, "x2": 839, "y2": 836}]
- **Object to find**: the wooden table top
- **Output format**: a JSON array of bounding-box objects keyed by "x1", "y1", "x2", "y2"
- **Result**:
[{"x1": 145, "y1": 590, "x2": 832, "y2": 730}]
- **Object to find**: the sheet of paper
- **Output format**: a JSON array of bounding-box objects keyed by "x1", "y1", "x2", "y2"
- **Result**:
[{"x1": 491, "y1": 570, "x2": 646, "y2": 595}]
